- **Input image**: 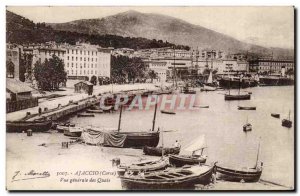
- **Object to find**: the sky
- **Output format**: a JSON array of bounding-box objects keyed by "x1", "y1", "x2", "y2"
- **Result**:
[{"x1": 7, "y1": 6, "x2": 294, "y2": 49}]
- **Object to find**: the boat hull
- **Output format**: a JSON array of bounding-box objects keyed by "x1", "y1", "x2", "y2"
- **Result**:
[
  {"x1": 6, "y1": 120, "x2": 52, "y2": 132},
  {"x1": 118, "y1": 132, "x2": 160, "y2": 148},
  {"x1": 216, "y1": 166, "x2": 262, "y2": 182},
  {"x1": 219, "y1": 78, "x2": 258, "y2": 89},
  {"x1": 118, "y1": 159, "x2": 169, "y2": 174},
  {"x1": 143, "y1": 146, "x2": 180, "y2": 156},
  {"x1": 238, "y1": 106, "x2": 256, "y2": 110},
  {"x1": 282, "y1": 119, "x2": 292, "y2": 128},
  {"x1": 271, "y1": 113, "x2": 280, "y2": 118},
  {"x1": 169, "y1": 155, "x2": 207, "y2": 167},
  {"x1": 259, "y1": 77, "x2": 294, "y2": 86},
  {"x1": 225, "y1": 94, "x2": 251, "y2": 101},
  {"x1": 120, "y1": 165, "x2": 214, "y2": 190}
]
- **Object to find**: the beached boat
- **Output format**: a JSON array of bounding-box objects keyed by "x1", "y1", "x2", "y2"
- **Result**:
[
  {"x1": 282, "y1": 110, "x2": 292, "y2": 128},
  {"x1": 77, "y1": 113, "x2": 95, "y2": 117},
  {"x1": 143, "y1": 146, "x2": 180, "y2": 156},
  {"x1": 86, "y1": 109, "x2": 103, "y2": 113},
  {"x1": 271, "y1": 113, "x2": 280, "y2": 118},
  {"x1": 216, "y1": 139, "x2": 263, "y2": 182},
  {"x1": 169, "y1": 135, "x2": 207, "y2": 167},
  {"x1": 118, "y1": 158, "x2": 169, "y2": 175},
  {"x1": 119, "y1": 164, "x2": 215, "y2": 190},
  {"x1": 6, "y1": 119, "x2": 52, "y2": 132},
  {"x1": 238, "y1": 106, "x2": 256, "y2": 110},
  {"x1": 112, "y1": 102, "x2": 160, "y2": 148},
  {"x1": 161, "y1": 110, "x2": 176, "y2": 115},
  {"x1": 216, "y1": 165, "x2": 262, "y2": 182},
  {"x1": 63, "y1": 127, "x2": 83, "y2": 137}
]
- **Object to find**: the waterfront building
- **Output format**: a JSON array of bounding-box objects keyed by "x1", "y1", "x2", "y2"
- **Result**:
[
  {"x1": 6, "y1": 44, "x2": 22, "y2": 80},
  {"x1": 63, "y1": 42, "x2": 112, "y2": 80},
  {"x1": 249, "y1": 58, "x2": 294, "y2": 74}
]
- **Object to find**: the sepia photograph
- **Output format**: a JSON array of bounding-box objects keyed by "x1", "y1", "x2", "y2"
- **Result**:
[{"x1": 5, "y1": 6, "x2": 295, "y2": 191}]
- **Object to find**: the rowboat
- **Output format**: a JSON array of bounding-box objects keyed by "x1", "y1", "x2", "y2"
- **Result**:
[
  {"x1": 118, "y1": 131, "x2": 160, "y2": 148},
  {"x1": 225, "y1": 94, "x2": 251, "y2": 101},
  {"x1": 238, "y1": 106, "x2": 256, "y2": 110},
  {"x1": 271, "y1": 113, "x2": 280, "y2": 118},
  {"x1": 243, "y1": 123, "x2": 252, "y2": 132},
  {"x1": 169, "y1": 155, "x2": 206, "y2": 167},
  {"x1": 86, "y1": 109, "x2": 103, "y2": 113},
  {"x1": 143, "y1": 146, "x2": 180, "y2": 156},
  {"x1": 119, "y1": 164, "x2": 215, "y2": 190},
  {"x1": 161, "y1": 110, "x2": 176, "y2": 115},
  {"x1": 217, "y1": 138, "x2": 263, "y2": 182},
  {"x1": 216, "y1": 164, "x2": 262, "y2": 182},
  {"x1": 77, "y1": 113, "x2": 95, "y2": 117},
  {"x1": 193, "y1": 105, "x2": 209, "y2": 109},
  {"x1": 63, "y1": 127, "x2": 83, "y2": 137},
  {"x1": 118, "y1": 158, "x2": 169, "y2": 175},
  {"x1": 6, "y1": 119, "x2": 52, "y2": 132},
  {"x1": 169, "y1": 135, "x2": 207, "y2": 167},
  {"x1": 282, "y1": 110, "x2": 292, "y2": 128}
]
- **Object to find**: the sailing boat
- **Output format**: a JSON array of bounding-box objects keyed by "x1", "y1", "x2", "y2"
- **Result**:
[
  {"x1": 243, "y1": 116, "x2": 252, "y2": 132},
  {"x1": 202, "y1": 70, "x2": 217, "y2": 91},
  {"x1": 113, "y1": 102, "x2": 160, "y2": 148},
  {"x1": 216, "y1": 138, "x2": 263, "y2": 182},
  {"x1": 282, "y1": 110, "x2": 292, "y2": 128},
  {"x1": 169, "y1": 134, "x2": 207, "y2": 167},
  {"x1": 224, "y1": 77, "x2": 251, "y2": 100},
  {"x1": 143, "y1": 129, "x2": 180, "y2": 156}
]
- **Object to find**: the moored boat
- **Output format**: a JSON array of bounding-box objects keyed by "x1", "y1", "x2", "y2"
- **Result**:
[
  {"x1": 169, "y1": 135, "x2": 207, "y2": 167},
  {"x1": 63, "y1": 127, "x2": 83, "y2": 137},
  {"x1": 143, "y1": 146, "x2": 180, "y2": 156},
  {"x1": 216, "y1": 164, "x2": 262, "y2": 182},
  {"x1": 282, "y1": 110, "x2": 292, "y2": 128},
  {"x1": 119, "y1": 164, "x2": 215, "y2": 190},
  {"x1": 161, "y1": 110, "x2": 176, "y2": 115},
  {"x1": 118, "y1": 158, "x2": 169, "y2": 175},
  {"x1": 238, "y1": 106, "x2": 256, "y2": 110},
  {"x1": 271, "y1": 113, "x2": 280, "y2": 118},
  {"x1": 77, "y1": 113, "x2": 95, "y2": 117},
  {"x1": 243, "y1": 123, "x2": 252, "y2": 132},
  {"x1": 225, "y1": 94, "x2": 251, "y2": 101},
  {"x1": 6, "y1": 119, "x2": 52, "y2": 132},
  {"x1": 86, "y1": 109, "x2": 103, "y2": 113},
  {"x1": 118, "y1": 131, "x2": 160, "y2": 148}
]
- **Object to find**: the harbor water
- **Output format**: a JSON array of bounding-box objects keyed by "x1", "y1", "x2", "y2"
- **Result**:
[{"x1": 65, "y1": 86, "x2": 294, "y2": 188}]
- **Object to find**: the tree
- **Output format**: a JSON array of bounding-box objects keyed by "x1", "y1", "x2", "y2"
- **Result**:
[
  {"x1": 90, "y1": 75, "x2": 97, "y2": 85},
  {"x1": 148, "y1": 70, "x2": 158, "y2": 83},
  {"x1": 33, "y1": 55, "x2": 67, "y2": 91}
]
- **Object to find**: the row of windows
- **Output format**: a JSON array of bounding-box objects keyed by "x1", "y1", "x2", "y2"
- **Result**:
[
  {"x1": 67, "y1": 56, "x2": 97, "y2": 62},
  {"x1": 42, "y1": 51, "x2": 64, "y2": 56},
  {"x1": 66, "y1": 63, "x2": 109, "y2": 69},
  {"x1": 67, "y1": 50, "x2": 97, "y2": 56},
  {"x1": 259, "y1": 62, "x2": 293, "y2": 66},
  {"x1": 67, "y1": 70, "x2": 97, "y2": 75}
]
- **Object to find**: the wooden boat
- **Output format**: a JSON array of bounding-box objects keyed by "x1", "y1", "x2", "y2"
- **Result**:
[
  {"x1": 143, "y1": 146, "x2": 180, "y2": 156},
  {"x1": 119, "y1": 164, "x2": 215, "y2": 190},
  {"x1": 169, "y1": 135, "x2": 207, "y2": 167},
  {"x1": 6, "y1": 119, "x2": 52, "y2": 132},
  {"x1": 114, "y1": 102, "x2": 160, "y2": 148},
  {"x1": 63, "y1": 127, "x2": 83, "y2": 137},
  {"x1": 225, "y1": 94, "x2": 251, "y2": 101},
  {"x1": 201, "y1": 85, "x2": 216, "y2": 92},
  {"x1": 216, "y1": 138, "x2": 263, "y2": 182},
  {"x1": 86, "y1": 109, "x2": 103, "y2": 113},
  {"x1": 193, "y1": 105, "x2": 209, "y2": 109},
  {"x1": 238, "y1": 106, "x2": 256, "y2": 110},
  {"x1": 243, "y1": 123, "x2": 252, "y2": 132},
  {"x1": 77, "y1": 113, "x2": 95, "y2": 117},
  {"x1": 282, "y1": 110, "x2": 292, "y2": 128},
  {"x1": 161, "y1": 110, "x2": 176, "y2": 115},
  {"x1": 118, "y1": 158, "x2": 169, "y2": 175},
  {"x1": 169, "y1": 155, "x2": 206, "y2": 167},
  {"x1": 216, "y1": 165, "x2": 262, "y2": 182},
  {"x1": 271, "y1": 113, "x2": 280, "y2": 118}
]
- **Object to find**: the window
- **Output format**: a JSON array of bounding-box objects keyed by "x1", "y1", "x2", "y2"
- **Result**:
[
  {"x1": 67, "y1": 56, "x2": 69, "y2": 60},
  {"x1": 72, "y1": 57, "x2": 74, "y2": 61},
  {"x1": 84, "y1": 58, "x2": 86, "y2": 61},
  {"x1": 80, "y1": 57, "x2": 82, "y2": 61},
  {"x1": 76, "y1": 57, "x2": 78, "y2": 61},
  {"x1": 88, "y1": 51, "x2": 89, "y2": 55},
  {"x1": 80, "y1": 51, "x2": 82, "y2": 55},
  {"x1": 91, "y1": 70, "x2": 93, "y2": 74},
  {"x1": 91, "y1": 64, "x2": 93, "y2": 68}
]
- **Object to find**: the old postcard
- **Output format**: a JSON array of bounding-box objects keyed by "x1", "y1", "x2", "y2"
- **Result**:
[{"x1": 6, "y1": 6, "x2": 294, "y2": 191}]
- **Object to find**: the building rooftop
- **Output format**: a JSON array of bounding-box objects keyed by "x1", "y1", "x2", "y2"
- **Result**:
[{"x1": 6, "y1": 78, "x2": 34, "y2": 94}]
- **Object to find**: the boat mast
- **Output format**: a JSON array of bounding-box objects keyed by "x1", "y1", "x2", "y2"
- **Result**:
[
  {"x1": 151, "y1": 99, "x2": 158, "y2": 132},
  {"x1": 173, "y1": 46, "x2": 177, "y2": 89},
  {"x1": 254, "y1": 138, "x2": 261, "y2": 168},
  {"x1": 117, "y1": 105, "x2": 123, "y2": 132}
]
